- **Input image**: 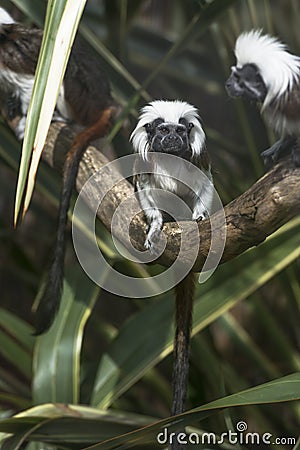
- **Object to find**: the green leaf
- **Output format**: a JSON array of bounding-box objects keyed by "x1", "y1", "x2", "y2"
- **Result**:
[
  {"x1": 80, "y1": 23, "x2": 151, "y2": 103},
  {"x1": 0, "y1": 393, "x2": 30, "y2": 411},
  {"x1": 0, "y1": 373, "x2": 299, "y2": 448},
  {"x1": 85, "y1": 373, "x2": 300, "y2": 449},
  {"x1": 0, "y1": 123, "x2": 118, "y2": 260},
  {"x1": 0, "y1": 327, "x2": 32, "y2": 380},
  {"x1": 140, "y1": 0, "x2": 239, "y2": 91},
  {"x1": 91, "y1": 220, "x2": 300, "y2": 408},
  {"x1": 0, "y1": 404, "x2": 153, "y2": 447},
  {"x1": 14, "y1": 0, "x2": 87, "y2": 222},
  {"x1": 10, "y1": 0, "x2": 46, "y2": 26},
  {"x1": 32, "y1": 266, "x2": 104, "y2": 405},
  {"x1": 0, "y1": 308, "x2": 34, "y2": 354},
  {"x1": 293, "y1": 437, "x2": 300, "y2": 450}
]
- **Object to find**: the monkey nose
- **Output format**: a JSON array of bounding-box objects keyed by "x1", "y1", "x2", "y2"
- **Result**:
[
  {"x1": 162, "y1": 134, "x2": 181, "y2": 148},
  {"x1": 225, "y1": 79, "x2": 236, "y2": 97},
  {"x1": 225, "y1": 79, "x2": 232, "y2": 90}
]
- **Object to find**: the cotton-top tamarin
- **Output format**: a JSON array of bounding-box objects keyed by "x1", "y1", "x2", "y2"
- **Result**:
[
  {"x1": 131, "y1": 100, "x2": 214, "y2": 450},
  {"x1": 226, "y1": 29, "x2": 300, "y2": 166},
  {"x1": 0, "y1": 7, "x2": 116, "y2": 334}
]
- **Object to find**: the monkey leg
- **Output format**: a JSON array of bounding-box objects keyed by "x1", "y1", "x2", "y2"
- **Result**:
[
  {"x1": 5, "y1": 94, "x2": 28, "y2": 140},
  {"x1": 144, "y1": 216, "x2": 163, "y2": 253},
  {"x1": 7, "y1": 94, "x2": 21, "y2": 120},
  {"x1": 135, "y1": 183, "x2": 164, "y2": 253},
  {"x1": 261, "y1": 135, "x2": 297, "y2": 167},
  {"x1": 291, "y1": 146, "x2": 300, "y2": 166}
]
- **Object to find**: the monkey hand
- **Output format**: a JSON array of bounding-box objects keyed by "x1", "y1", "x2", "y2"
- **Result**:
[
  {"x1": 144, "y1": 229, "x2": 161, "y2": 254},
  {"x1": 192, "y1": 208, "x2": 208, "y2": 222}
]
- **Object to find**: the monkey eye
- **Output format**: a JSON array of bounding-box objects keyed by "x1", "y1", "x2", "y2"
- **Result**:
[
  {"x1": 176, "y1": 126, "x2": 185, "y2": 134},
  {"x1": 233, "y1": 71, "x2": 241, "y2": 81},
  {"x1": 188, "y1": 122, "x2": 194, "y2": 132},
  {"x1": 160, "y1": 126, "x2": 169, "y2": 134},
  {"x1": 144, "y1": 123, "x2": 151, "y2": 132},
  {"x1": 231, "y1": 66, "x2": 239, "y2": 77}
]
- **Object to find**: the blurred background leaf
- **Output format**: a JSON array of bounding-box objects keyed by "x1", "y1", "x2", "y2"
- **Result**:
[
  {"x1": 0, "y1": 0, "x2": 299, "y2": 449},
  {"x1": 0, "y1": 374, "x2": 299, "y2": 449}
]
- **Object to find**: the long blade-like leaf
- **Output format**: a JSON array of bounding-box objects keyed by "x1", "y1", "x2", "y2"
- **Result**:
[
  {"x1": 85, "y1": 372, "x2": 300, "y2": 449},
  {"x1": 32, "y1": 267, "x2": 105, "y2": 405},
  {"x1": 0, "y1": 373, "x2": 299, "y2": 448},
  {"x1": 13, "y1": 0, "x2": 64, "y2": 224},
  {"x1": 14, "y1": 0, "x2": 87, "y2": 223}
]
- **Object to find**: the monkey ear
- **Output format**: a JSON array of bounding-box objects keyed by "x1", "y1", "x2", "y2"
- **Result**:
[
  {"x1": 144, "y1": 122, "x2": 155, "y2": 138},
  {"x1": 188, "y1": 122, "x2": 194, "y2": 132}
]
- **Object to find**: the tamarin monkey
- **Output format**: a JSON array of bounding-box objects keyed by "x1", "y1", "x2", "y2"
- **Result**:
[
  {"x1": 226, "y1": 29, "x2": 300, "y2": 166},
  {"x1": 0, "y1": 7, "x2": 116, "y2": 334},
  {"x1": 130, "y1": 100, "x2": 214, "y2": 450}
]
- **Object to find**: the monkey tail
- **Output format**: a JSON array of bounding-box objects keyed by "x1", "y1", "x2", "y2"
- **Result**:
[
  {"x1": 170, "y1": 271, "x2": 196, "y2": 450},
  {"x1": 33, "y1": 107, "x2": 114, "y2": 335}
]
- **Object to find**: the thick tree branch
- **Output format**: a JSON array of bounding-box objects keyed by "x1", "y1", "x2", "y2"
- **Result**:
[
  {"x1": 42, "y1": 122, "x2": 300, "y2": 271},
  {"x1": 2, "y1": 115, "x2": 300, "y2": 272}
]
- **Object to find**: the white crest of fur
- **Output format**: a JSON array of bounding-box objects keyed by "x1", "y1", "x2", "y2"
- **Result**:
[
  {"x1": 0, "y1": 8, "x2": 15, "y2": 26},
  {"x1": 234, "y1": 29, "x2": 300, "y2": 108},
  {"x1": 130, "y1": 100, "x2": 205, "y2": 161}
]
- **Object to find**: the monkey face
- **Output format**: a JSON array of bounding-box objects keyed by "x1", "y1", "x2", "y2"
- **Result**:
[
  {"x1": 145, "y1": 118, "x2": 193, "y2": 157},
  {"x1": 225, "y1": 63, "x2": 267, "y2": 102}
]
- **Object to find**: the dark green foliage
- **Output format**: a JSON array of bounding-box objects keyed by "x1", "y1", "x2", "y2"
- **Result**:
[{"x1": 0, "y1": 1, "x2": 299, "y2": 448}]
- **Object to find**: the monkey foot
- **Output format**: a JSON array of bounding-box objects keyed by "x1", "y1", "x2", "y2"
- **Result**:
[
  {"x1": 144, "y1": 228, "x2": 166, "y2": 255},
  {"x1": 291, "y1": 147, "x2": 300, "y2": 166},
  {"x1": 261, "y1": 136, "x2": 298, "y2": 168}
]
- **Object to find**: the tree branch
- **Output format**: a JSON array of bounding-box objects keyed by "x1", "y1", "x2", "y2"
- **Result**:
[
  {"x1": 2, "y1": 113, "x2": 300, "y2": 272},
  {"x1": 43, "y1": 122, "x2": 300, "y2": 270}
]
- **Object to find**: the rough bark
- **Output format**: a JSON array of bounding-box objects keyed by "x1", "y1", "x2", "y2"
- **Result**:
[
  {"x1": 42, "y1": 122, "x2": 300, "y2": 271},
  {"x1": 2, "y1": 113, "x2": 300, "y2": 272}
]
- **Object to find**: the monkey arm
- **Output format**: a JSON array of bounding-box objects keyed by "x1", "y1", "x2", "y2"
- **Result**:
[
  {"x1": 134, "y1": 176, "x2": 164, "y2": 251},
  {"x1": 192, "y1": 177, "x2": 215, "y2": 221}
]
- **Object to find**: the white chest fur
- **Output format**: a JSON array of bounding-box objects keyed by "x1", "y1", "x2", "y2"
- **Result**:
[
  {"x1": 0, "y1": 67, "x2": 73, "y2": 132},
  {"x1": 0, "y1": 68, "x2": 34, "y2": 114}
]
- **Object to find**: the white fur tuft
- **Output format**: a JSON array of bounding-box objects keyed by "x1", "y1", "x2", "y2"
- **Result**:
[
  {"x1": 234, "y1": 29, "x2": 300, "y2": 107},
  {"x1": 130, "y1": 100, "x2": 205, "y2": 161},
  {"x1": 0, "y1": 8, "x2": 15, "y2": 26}
]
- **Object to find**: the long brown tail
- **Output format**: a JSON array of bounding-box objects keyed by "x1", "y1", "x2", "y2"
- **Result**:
[
  {"x1": 170, "y1": 271, "x2": 196, "y2": 450},
  {"x1": 34, "y1": 107, "x2": 113, "y2": 335}
]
